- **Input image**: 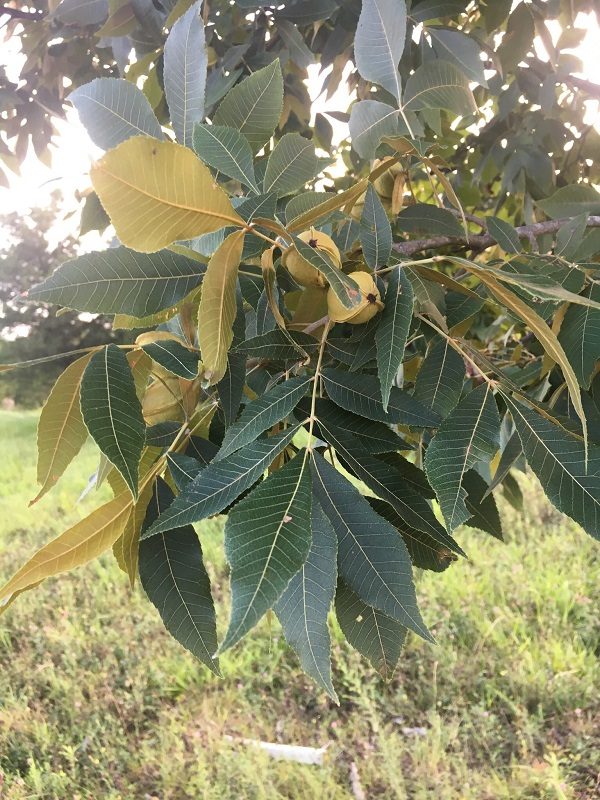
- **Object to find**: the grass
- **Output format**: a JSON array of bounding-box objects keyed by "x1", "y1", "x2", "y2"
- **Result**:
[{"x1": 0, "y1": 409, "x2": 598, "y2": 800}]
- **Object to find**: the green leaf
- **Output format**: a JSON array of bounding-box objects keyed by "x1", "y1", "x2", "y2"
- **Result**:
[
  {"x1": 360, "y1": 184, "x2": 392, "y2": 268},
  {"x1": 504, "y1": 396, "x2": 600, "y2": 541},
  {"x1": 322, "y1": 368, "x2": 441, "y2": 427},
  {"x1": 319, "y1": 421, "x2": 461, "y2": 551},
  {"x1": 462, "y1": 470, "x2": 503, "y2": 540},
  {"x1": 263, "y1": 133, "x2": 319, "y2": 196},
  {"x1": 143, "y1": 425, "x2": 301, "y2": 536},
  {"x1": 311, "y1": 452, "x2": 433, "y2": 641},
  {"x1": 403, "y1": 60, "x2": 477, "y2": 116},
  {"x1": 167, "y1": 452, "x2": 205, "y2": 490},
  {"x1": 497, "y1": 2, "x2": 534, "y2": 73},
  {"x1": 193, "y1": 124, "x2": 259, "y2": 191},
  {"x1": 30, "y1": 352, "x2": 92, "y2": 505},
  {"x1": 220, "y1": 452, "x2": 312, "y2": 651},
  {"x1": 80, "y1": 344, "x2": 146, "y2": 499},
  {"x1": 217, "y1": 352, "x2": 246, "y2": 428},
  {"x1": 336, "y1": 580, "x2": 406, "y2": 679},
  {"x1": 234, "y1": 330, "x2": 319, "y2": 360},
  {"x1": 413, "y1": 337, "x2": 465, "y2": 419},
  {"x1": 355, "y1": 0, "x2": 407, "y2": 105},
  {"x1": 28, "y1": 247, "x2": 204, "y2": 317},
  {"x1": 213, "y1": 60, "x2": 284, "y2": 154},
  {"x1": 90, "y1": 137, "x2": 244, "y2": 253},
  {"x1": 429, "y1": 28, "x2": 487, "y2": 86},
  {"x1": 486, "y1": 217, "x2": 522, "y2": 254},
  {"x1": 53, "y1": 0, "x2": 107, "y2": 25},
  {"x1": 558, "y1": 284, "x2": 600, "y2": 389},
  {"x1": 483, "y1": 431, "x2": 523, "y2": 500},
  {"x1": 408, "y1": 0, "x2": 468, "y2": 23},
  {"x1": 396, "y1": 203, "x2": 463, "y2": 236},
  {"x1": 198, "y1": 230, "x2": 245, "y2": 385},
  {"x1": 376, "y1": 269, "x2": 413, "y2": 410},
  {"x1": 307, "y1": 397, "x2": 409, "y2": 455},
  {"x1": 349, "y1": 100, "x2": 403, "y2": 160},
  {"x1": 555, "y1": 213, "x2": 589, "y2": 259},
  {"x1": 70, "y1": 78, "x2": 163, "y2": 151},
  {"x1": 292, "y1": 237, "x2": 361, "y2": 311},
  {"x1": 277, "y1": 0, "x2": 338, "y2": 23},
  {"x1": 275, "y1": 501, "x2": 338, "y2": 700},
  {"x1": 537, "y1": 185, "x2": 600, "y2": 219},
  {"x1": 0, "y1": 492, "x2": 132, "y2": 610},
  {"x1": 277, "y1": 19, "x2": 314, "y2": 68},
  {"x1": 368, "y1": 498, "x2": 459, "y2": 572},
  {"x1": 141, "y1": 340, "x2": 200, "y2": 379},
  {"x1": 216, "y1": 376, "x2": 311, "y2": 461},
  {"x1": 80, "y1": 191, "x2": 110, "y2": 236},
  {"x1": 164, "y1": 2, "x2": 207, "y2": 148},
  {"x1": 424, "y1": 384, "x2": 500, "y2": 533},
  {"x1": 330, "y1": 444, "x2": 434, "y2": 536},
  {"x1": 139, "y1": 477, "x2": 220, "y2": 674}
]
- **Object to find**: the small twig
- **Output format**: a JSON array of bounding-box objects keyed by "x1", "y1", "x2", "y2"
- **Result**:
[{"x1": 447, "y1": 208, "x2": 487, "y2": 229}]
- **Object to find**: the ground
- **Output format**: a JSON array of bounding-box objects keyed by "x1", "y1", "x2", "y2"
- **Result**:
[{"x1": 0, "y1": 410, "x2": 598, "y2": 800}]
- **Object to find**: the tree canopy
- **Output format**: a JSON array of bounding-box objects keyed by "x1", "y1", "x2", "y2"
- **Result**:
[{"x1": 1, "y1": 0, "x2": 599, "y2": 694}]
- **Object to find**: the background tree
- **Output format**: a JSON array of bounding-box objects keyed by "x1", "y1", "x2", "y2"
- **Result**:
[
  {"x1": 0, "y1": 194, "x2": 124, "y2": 405},
  {"x1": 0, "y1": 0, "x2": 599, "y2": 695}
]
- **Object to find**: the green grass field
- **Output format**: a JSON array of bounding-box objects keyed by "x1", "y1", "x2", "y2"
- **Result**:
[{"x1": 0, "y1": 410, "x2": 598, "y2": 799}]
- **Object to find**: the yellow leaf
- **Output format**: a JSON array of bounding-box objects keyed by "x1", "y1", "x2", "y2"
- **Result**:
[
  {"x1": 134, "y1": 331, "x2": 184, "y2": 347},
  {"x1": 30, "y1": 352, "x2": 93, "y2": 506},
  {"x1": 287, "y1": 179, "x2": 368, "y2": 232},
  {"x1": 127, "y1": 349, "x2": 153, "y2": 402},
  {"x1": 142, "y1": 376, "x2": 186, "y2": 424},
  {"x1": 113, "y1": 479, "x2": 154, "y2": 587},
  {"x1": 0, "y1": 493, "x2": 133, "y2": 611},
  {"x1": 198, "y1": 230, "x2": 245, "y2": 384},
  {"x1": 90, "y1": 137, "x2": 245, "y2": 252},
  {"x1": 107, "y1": 444, "x2": 163, "y2": 497},
  {"x1": 476, "y1": 273, "x2": 588, "y2": 454}
]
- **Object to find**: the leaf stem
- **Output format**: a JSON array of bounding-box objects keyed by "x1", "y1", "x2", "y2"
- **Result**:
[
  {"x1": 306, "y1": 320, "x2": 332, "y2": 452},
  {"x1": 416, "y1": 314, "x2": 497, "y2": 389},
  {"x1": 245, "y1": 225, "x2": 282, "y2": 249},
  {"x1": 375, "y1": 257, "x2": 440, "y2": 275}
]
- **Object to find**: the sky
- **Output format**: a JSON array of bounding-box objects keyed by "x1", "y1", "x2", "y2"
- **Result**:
[{"x1": 0, "y1": 9, "x2": 599, "y2": 244}]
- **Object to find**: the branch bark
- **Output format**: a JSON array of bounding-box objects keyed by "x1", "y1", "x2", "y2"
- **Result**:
[{"x1": 393, "y1": 215, "x2": 600, "y2": 257}]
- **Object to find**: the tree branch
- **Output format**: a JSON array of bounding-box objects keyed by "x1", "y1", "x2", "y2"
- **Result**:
[
  {"x1": 392, "y1": 216, "x2": 600, "y2": 257},
  {"x1": 0, "y1": 5, "x2": 45, "y2": 19}
]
